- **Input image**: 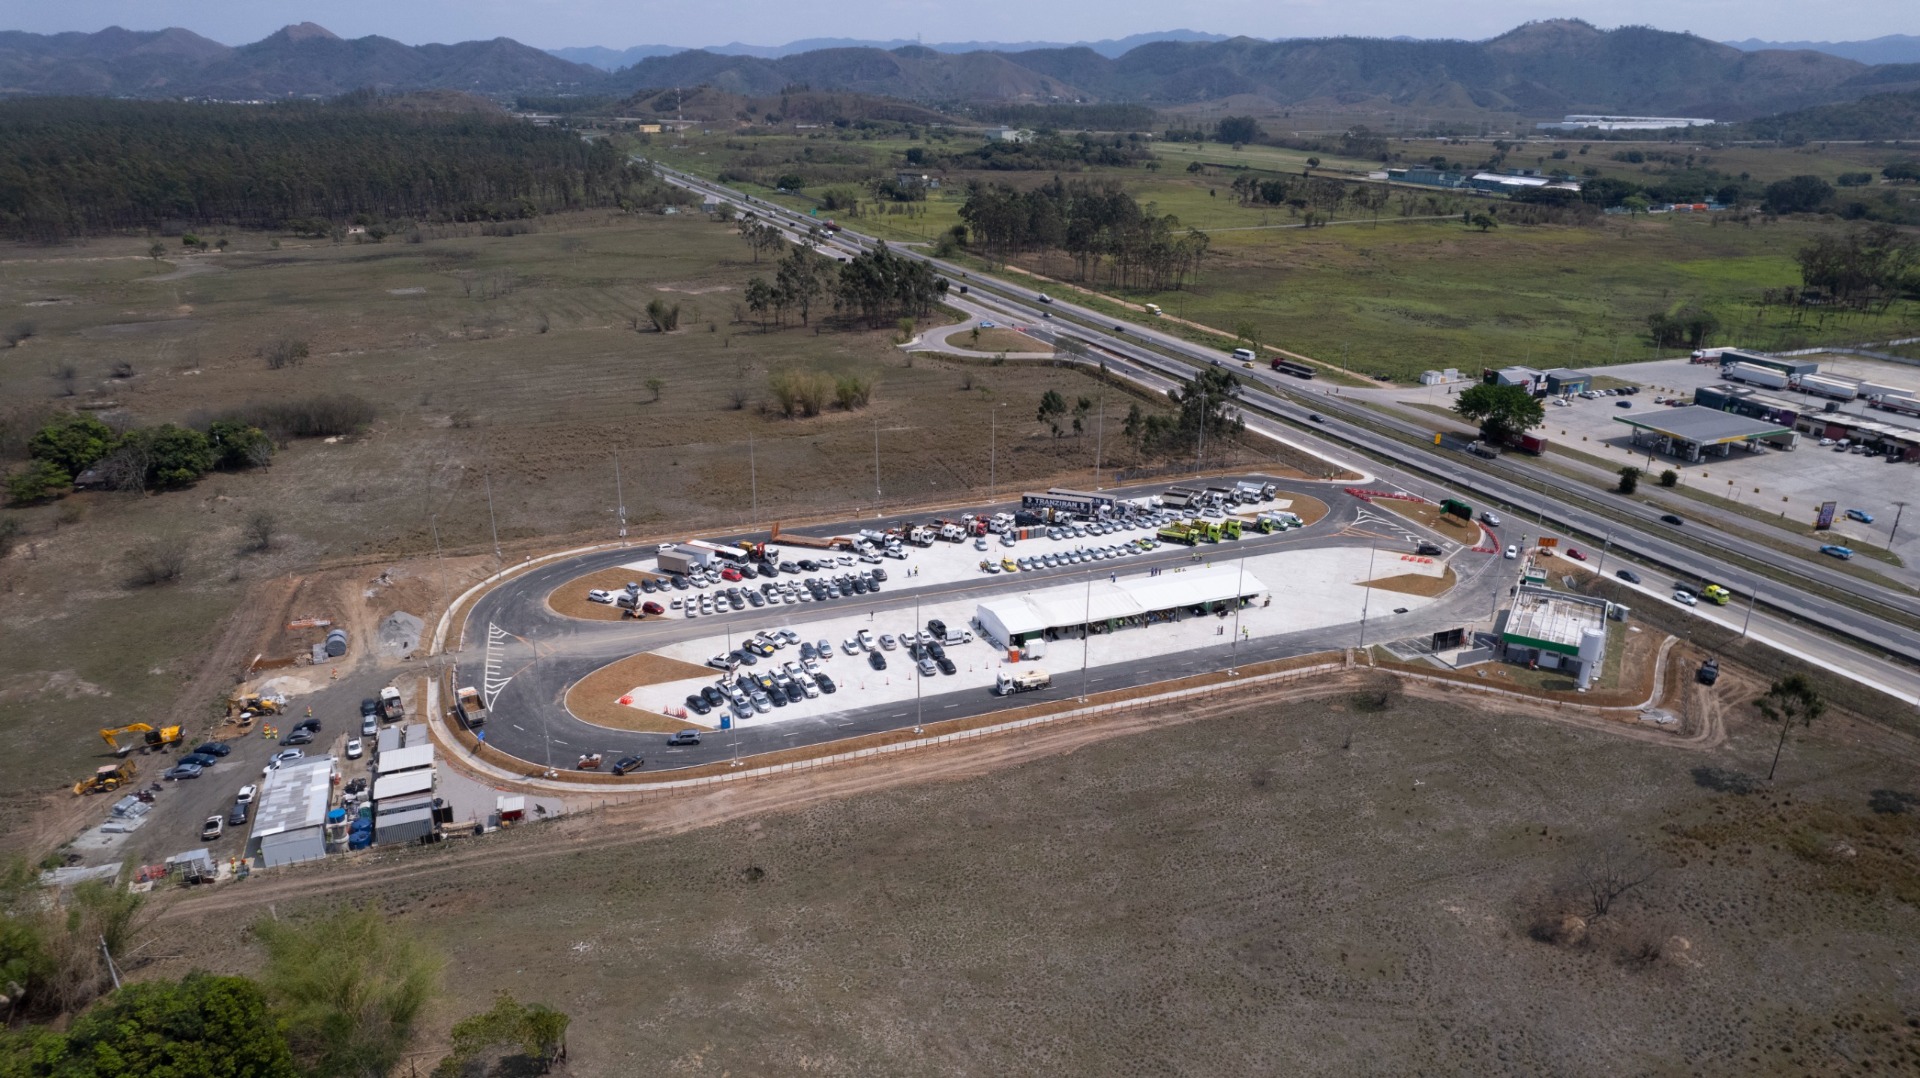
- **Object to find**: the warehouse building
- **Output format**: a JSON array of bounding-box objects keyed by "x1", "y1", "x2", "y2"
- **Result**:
[
  {"x1": 1500, "y1": 587, "x2": 1612, "y2": 689},
  {"x1": 1615, "y1": 406, "x2": 1797, "y2": 461},
  {"x1": 246, "y1": 756, "x2": 335, "y2": 868},
  {"x1": 1692, "y1": 385, "x2": 1802, "y2": 428},
  {"x1": 974, "y1": 566, "x2": 1268, "y2": 648},
  {"x1": 1543, "y1": 368, "x2": 1592, "y2": 396}
]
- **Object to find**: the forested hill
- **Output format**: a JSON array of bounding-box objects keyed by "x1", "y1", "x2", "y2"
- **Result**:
[
  {"x1": 0, "y1": 97, "x2": 673, "y2": 242},
  {"x1": 1729, "y1": 88, "x2": 1920, "y2": 141}
]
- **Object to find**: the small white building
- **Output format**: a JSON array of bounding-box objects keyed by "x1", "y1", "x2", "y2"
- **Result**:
[{"x1": 246, "y1": 756, "x2": 335, "y2": 868}]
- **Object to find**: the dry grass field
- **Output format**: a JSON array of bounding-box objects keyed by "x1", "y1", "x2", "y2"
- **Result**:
[
  {"x1": 0, "y1": 212, "x2": 1239, "y2": 843},
  {"x1": 138, "y1": 678, "x2": 1920, "y2": 1075}
]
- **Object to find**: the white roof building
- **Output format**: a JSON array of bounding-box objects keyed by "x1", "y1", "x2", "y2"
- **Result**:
[
  {"x1": 975, "y1": 567, "x2": 1267, "y2": 645},
  {"x1": 245, "y1": 756, "x2": 335, "y2": 868}
]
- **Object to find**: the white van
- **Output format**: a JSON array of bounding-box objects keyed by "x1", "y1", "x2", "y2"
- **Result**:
[{"x1": 1231, "y1": 347, "x2": 1257, "y2": 362}]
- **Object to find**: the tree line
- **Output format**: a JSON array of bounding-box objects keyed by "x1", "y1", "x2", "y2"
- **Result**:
[
  {"x1": 958, "y1": 178, "x2": 1210, "y2": 292},
  {"x1": 7, "y1": 413, "x2": 272, "y2": 505},
  {"x1": 0, "y1": 96, "x2": 678, "y2": 242},
  {"x1": 738, "y1": 235, "x2": 946, "y2": 331},
  {"x1": 0, "y1": 877, "x2": 569, "y2": 1078}
]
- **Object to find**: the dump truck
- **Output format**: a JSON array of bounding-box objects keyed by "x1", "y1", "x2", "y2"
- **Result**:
[
  {"x1": 378, "y1": 686, "x2": 405, "y2": 722},
  {"x1": 73, "y1": 760, "x2": 136, "y2": 796},
  {"x1": 455, "y1": 687, "x2": 488, "y2": 729},
  {"x1": 1158, "y1": 521, "x2": 1200, "y2": 546},
  {"x1": 995, "y1": 669, "x2": 1052, "y2": 696},
  {"x1": 100, "y1": 723, "x2": 182, "y2": 756},
  {"x1": 1701, "y1": 584, "x2": 1732, "y2": 606},
  {"x1": 1219, "y1": 519, "x2": 1243, "y2": 540},
  {"x1": 1191, "y1": 520, "x2": 1224, "y2": 543}
]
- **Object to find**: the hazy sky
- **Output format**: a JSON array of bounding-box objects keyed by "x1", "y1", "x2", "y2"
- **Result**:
[{"x1": 11, "y1": 0, "x2": 1914, "y2": 50}]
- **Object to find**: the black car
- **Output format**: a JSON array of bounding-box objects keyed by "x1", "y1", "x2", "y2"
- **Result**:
[
  {"x1": 871, "y1": 567, "x2": 888, "y2": 582},
  {"x1": 228, "y1": 801, "x2": 251, "y2": 826},
  {"x1": 816, "y1": 674, "x2": 837, "y2": 694},
  {"x1": 672, "y1": 576, "x2": 690, "y2": 590},
  {"x1": 936, "y1": 657, "x2": 958, "y2": 676},
  {"x1": 295, "y1": 718, "x2": 321, "y2": 733},
  {"x1": 927, "y1": 619, "x2": 947, "y2": 638},
  {"x1": 1617, "y1": 569, "x2": 1642, "y2": 584},
  {"x1": 738, "y1": 563, "x2": 759, "y2": 579},
  {"x1": 1660, "y1": 514, "x2": 1684, "y2": 526},
  {"x1": 281, "y1": 730, "x2": 314, "y2": 746},
  {"x1": 641, "y1": 578, "x2": 658, "y2": 593},
  {"x1": 684, "y1": 695, "x2": 712, "y2": 716},
  {"x1": 852, "y1": 577, "x2": 870, "y2": 594},
  {"x1": 869, "y1": 651, "x2": 887, "y2": 671},
  {"x1": 767, "y1": 687, "x2": 788, "y2": 707},
  {"x1": 732, "y1": 649, "x2": 756, "y2": 666},
  {"x1": 612, "y1": 755, "x2": 645, "y2": 776},
  {"x1": 701, "y1": 685, "x2": 726, "y2": 708},
  {"x1": 867, "y1": 579, "x2": 881, "y2": 594},
  {"x1": 194, "y1": 741, "x2": 231, "y2": 757},
  {"x1": 359, "y1": 698, "x2": 378, "y2": 718},
  {"x1": 1415, "y1": 542, "x2": 1443, "y2": 556},
  {"x1": 927, "y1": 642, "x2": 946, "y2": 661},
  {"x1": 800, "y1": 642, "x2": 818, "y2": 660},
  {"x1": 734, "y1": 674, "x2": 755, "y2": 695},
  {"x1": 180, "y1": 752, "x2": 220, "y2": 768},
  {"x1": 783, "y1": 682, "x2": 806, "y2": 704},
  {"x1": 1309, "y1": 414, "x2": 1324, "y2": 424},
  {"x1": 798, "y1": 559, "x2": 820, "y2": 571}
]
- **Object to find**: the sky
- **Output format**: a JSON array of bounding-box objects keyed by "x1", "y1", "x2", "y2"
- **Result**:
[{"x1": 8, "y1": 0, "x2": 1913, "y2": 50}]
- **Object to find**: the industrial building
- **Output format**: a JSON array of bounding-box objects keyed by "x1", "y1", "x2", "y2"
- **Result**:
[
  {"x1": 974, "y1": 566, "x2": 1268, "y2": 648},
  {"x1": 1499, "y1": 587, "x2": 1613, "y2": 689},
  {"x1": 1468, "y1": 172, "x2": 1582, "y2": 195},
  {"x1": 1615, "y1": 406, "x2": 1797, "y2": 461},
  {"x1": 1692, "y1": 384, "x2": 1803, "y2": 428},
  {"x1": 246, "y1": 756, "x2": 336, "y2": 868},
  {"x1": 372, "y1": 727, "x2": 439, "y2": 846},
  {"x1": 1535, "y1": 114, "x2": 1716, "y2": 131},
  {"x1": 1542, "y1": 368, "x2": 1592, "y2": 396}
]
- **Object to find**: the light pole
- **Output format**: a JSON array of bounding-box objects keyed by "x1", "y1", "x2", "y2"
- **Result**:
[
  {"x1": 483, "y1": 465, "x2": 501, "y2": 564},
  {"x1": 1078, "y1": 575, "x2": 1093, "y2": 702},
  {"x1": 613, "y1": 455, "x2": 628, "y2": 541},
  {"x1": 1741, "y1": 586, "x2": 1758, "y2": 639},
  {"x1": 990, "y1": 405, "x2": 998, "y2": 504},
  {"x1": 1228, "y1": 555, "x2": 1246, "y2": 674},
  {"x1": 873, "y1": 413, "x2": 882, "y2": 502},
  {"x1": 914, "y1": 595, "x2": 924, "y2": 734},
  {"x1": 1094, "y1": 371, "x2": 1107, "y2": 483},
  {"x1": 1357, "y1": 542, "x2": 1378, "y2": 648},
  {"x1": 748, "y1": 435, "x2": 758, "y2": 528},
  {"x1": 1893, "y1": 500, "x2": 1910, "y2": 547},
  {"x1": 1594, "y1": 528, "x2": 1612, "y2": 578}
]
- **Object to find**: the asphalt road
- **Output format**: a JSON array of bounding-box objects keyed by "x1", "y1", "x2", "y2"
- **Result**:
[
  {"x1": 647, "y1": 166, "x2": 1920, "y2": 685},
  {"x1": 458, "y1": 476, "x2": 1508, "y2": 773}
]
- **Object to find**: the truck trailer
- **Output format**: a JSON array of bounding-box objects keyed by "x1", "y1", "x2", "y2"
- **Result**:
[
  {"x1": 378, "y1": 686, "x2": 405, "y2": 722},
  {"x1": 455, "y1": 687, "x2": 488, "y2": 729}
]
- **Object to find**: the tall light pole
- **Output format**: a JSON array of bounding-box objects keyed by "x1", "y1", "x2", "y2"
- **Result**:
[
  {"x1": 1893, "y1": 500, "x2": 1911, "y2": 547},
  {"x1": 613, "y1": 455, "x2": 628, "y2": 541},
  {"x1": 1741, "y1": 586, "x2": 1758, "y2": 639},
  {"x1": 913, "y1": 595, "x2": 924, "y2": 734},
  {"x1": 990, "y1": 405, "x2": 998, "y2": 504},
  {"x1": 1357, "y1": 541, "x2": 1378, "y2": 648},
  {"x1": 1094, "y1": 370, "x2": 1107, "y2": 483},
  {"x1": 1078, "y1": 575, "x2": 1093, "y2": 702},
  {"x1": 873, "y1": 413, "x2": 882, "y2": 502},
  {"x1": 1594, "y1": 528, "x2": 1612, "y2": 578},
  {"x1": 483, "y1": 465, "x2": 501, "y2": 564},
  {"x1": 1228, "y1": 554, "x2": 1246, "y2": 675},
  {"x1": 748, "y1": 435, "x2": 758, "y2": 528}
]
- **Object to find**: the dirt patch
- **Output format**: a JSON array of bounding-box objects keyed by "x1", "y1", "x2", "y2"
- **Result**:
[
  {"x1": 1362, "y1": 567, "x2": 1456, "y2": 597},
  {"x1": 1375, "y1": 497, "x2": 1480, "y2": 539},
  {"x1": 1274, "y1": 490, "x2": 1330, "y2": 527},
  {"x1": 546, "y1": 567, "x2": 667, "y2": 622},
  {"x1": 949, "y1": 328, "x2": 1049, "y2": 355},
  {"x1": 565, "y1": 652, "x2": 720, "y2": 733}
]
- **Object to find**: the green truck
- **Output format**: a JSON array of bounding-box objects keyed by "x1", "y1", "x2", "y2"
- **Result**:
[{"x1": 1158, "y1": 522, "x2": 1200, "y2": 546}]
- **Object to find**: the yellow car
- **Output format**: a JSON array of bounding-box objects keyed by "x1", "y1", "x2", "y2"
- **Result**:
[{"x1": 1001, "y1": 557, "x2": 1019, "y2": 573}]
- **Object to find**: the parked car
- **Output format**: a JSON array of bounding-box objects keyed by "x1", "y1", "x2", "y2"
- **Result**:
[
  {"x1": 346, "y1": 737, "x2": 363, "y2": 759},
  {"x1": 685, "y1": 694, "x2": 712, "y2": 716},
  {"x1": 235, "y1": 783, "x2": 258, "y2": 805},
  {"x1": 587, "y1": 588, "x2": 615, "y2": 604},
  {"x1": 918, "y1": 657, "x2": 938, "y2": 677},
  {"x1": 816, "y1": 674, "x2": 838, "y2": 694},
  {"x1": 879, "y1": 633, "x2": 897, "y2": 651},
  {"x1": 201, "y1": 815, "x2": 224, "y2": 840},
  {"x1": 642, "y1": 601, "x2": 665, "y2": 615},
  {"x1": 612, "y1": 755, "x2": 645, "y2": 776},
  {"x1": 869, "y1": 650, "x2": 887, "y2": 671},
  {"x1": 180, "y1": 752, "x2": 219, "y2": 768},
  {"x1": 227, "y1": 801, "x2": 251, "y2": 827},
  {"x1": 166, "y1": 763, "x2": 204, "y2": 781},
  {"x1": 193, "y1": 741, "x2": 231, "y2": 757},
  {"x1": 280, "y1": 730, "x2": 314, "y2": 747},
  {"x1": 294, "y1": 718, "x2": 321, "y2": 733},
  {"x1": 359, "y1": 698, "x2": 378, "y2": 718},
  {"x1": 362, "y1": 714, "x2": 377, "y2": 736}
]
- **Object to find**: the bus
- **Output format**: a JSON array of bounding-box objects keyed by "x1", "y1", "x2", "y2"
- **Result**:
[{"x1": 1271, "y1": 360, "x2": 1317, "y2": 379}]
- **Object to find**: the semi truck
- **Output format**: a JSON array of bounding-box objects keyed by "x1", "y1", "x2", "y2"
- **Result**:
[
  {"x1": 906, "y1": 525, "x2": 937, "y2": 546},
  {"x1": 1723, "y1": 362, "x2": 1788, "y2": 390},
  {"x1": 378, "y1": 686, "x2": 405, "y2": 722},
  {"x1": 995, "y1": 669, "x2": 1052, "y2": 696},
  {"x1": 455, "y1": 687, "x2": 488, "y2": 729}
]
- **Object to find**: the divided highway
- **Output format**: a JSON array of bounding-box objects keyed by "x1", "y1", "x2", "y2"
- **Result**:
[{"x1": 648, "y1": 164, "x2": 1920, "y2": 680}]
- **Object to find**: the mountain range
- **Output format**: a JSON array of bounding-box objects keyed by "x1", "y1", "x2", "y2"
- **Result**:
[
  {"x1": 549, "y1": 31, "x2": 1231, "y2": 70},
  {"x1": 1723, "y1": 34, "x2": 1920, "y2": 66},
  {"x1": 1, "y1": 20, "x2": 1917, "y2": 121}
]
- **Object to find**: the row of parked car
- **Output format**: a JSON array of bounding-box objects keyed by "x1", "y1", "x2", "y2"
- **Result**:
[
  {"x1": 982, "y1": 541, "x2": 1155, "y2": 575},
  {"x1": 591, "y1": 561, "x2": 897, "y2": 620}
]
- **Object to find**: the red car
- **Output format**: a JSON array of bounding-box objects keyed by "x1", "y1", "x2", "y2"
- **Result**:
[
  {"x1": 1565, "y1": 548, "x2": 1588, "y2": 561},
  {"x1": 641, "y1": 601, "x2": 665, "y2": 615},
  {"x1": 720, "y1": 566, "x2": 743, "y2": 582}
]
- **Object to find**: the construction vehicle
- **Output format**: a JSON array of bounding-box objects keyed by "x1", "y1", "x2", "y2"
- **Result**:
[
  {"x1": 935, "y1": 520, "x2": 966, "y2": 542},
  {"x1": 1190, "y1": 519, "x2": 1224, "y2": 543},
  {"x1": 73, "y1": 760, "x2": 136, "y2": 796},
  {"x1": 995, "y1": 669, "x2": 1052, "y2": 696},
  {"x1": 378, "y1": 686, "x2": 405, "y2": 722},
  {"x1": 1219, "y1": 519, "x2": 1243, "y2": 540},
  {"x1": 100, "y1": 723, "x2": 182, "y2": 756},
  {"x1": 1701, "y1": 584, "x2": 1732, "y2": 606},
  {"x1": 229, "y1": 694, "x2": 282, "y2": 717},
  {"x1": 1696, "y1": 658, "x2": 1720, "y2": 686},
  {"x1": 1158, "y1": 521, "x2": 1200, "y2": 546},
  {"x1": 455, "y1": 687, "x2": 488, "y2": 729},
  {"x1": 906, "y1": 525, "x2": 937, "y2": 547},
  {"x1": 736, "y1": 540, "x2": 778, "y2": 562}
]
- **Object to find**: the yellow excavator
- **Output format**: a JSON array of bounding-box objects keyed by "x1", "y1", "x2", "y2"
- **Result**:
[
  {"x1": 73, "y1": 760, "x2": 136, "y2": 795},
  {"x1": 100, "y1": 723, "x2": 183, "y2": 756},
  {"x1": 229, "y1": 694, "x2": 281, "y2": 717}
]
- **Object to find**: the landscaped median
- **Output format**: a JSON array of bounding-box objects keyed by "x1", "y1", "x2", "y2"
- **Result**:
[{"x1": 565, "y1": 652, "x2": 718, "y2": 734}]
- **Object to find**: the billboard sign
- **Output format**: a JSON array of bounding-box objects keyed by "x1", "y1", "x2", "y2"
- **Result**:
[{"x1": 1816, "y1": 501, "x2": 1838, "y2": 530}]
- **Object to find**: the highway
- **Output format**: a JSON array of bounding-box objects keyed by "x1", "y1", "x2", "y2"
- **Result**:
[
  {"x1": 460, "y1": 477, "x2": 1511, "y2": 772},
  {"x1": 646, "y1": 163, "x2": 1920, "y2": 688}
]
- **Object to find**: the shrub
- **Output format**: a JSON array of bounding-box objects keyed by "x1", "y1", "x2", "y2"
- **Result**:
[
  {"x1": 259, "y1": 338, "x2": 310, "y2": 370},
  {"x1": 1658, "y1": 469, "x2": 1678, "y2": 488},
  {"x1": 28, "y1": 413, "x2": 114, "y2": 475},
  {"x1": 6, "y1": 459, "x2": 69, "y2": 504},
  {"x1": 126, "y1": 539, "x2": 186, "y2": 586},
  {"x1": 222, "y1": 395, "x2": 377, "y2": 440},
  {"x1": 768, "y1": 368, "x2": 833, "y2": 417},
  {"x1": 834, "y1": 375, "x2": 874, "y2": 410}
]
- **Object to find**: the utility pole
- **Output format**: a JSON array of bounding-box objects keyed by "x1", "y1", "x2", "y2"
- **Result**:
[
  {"x1": 989, "y1": 406, "x2": 997, "y2": 503},
  {"x1": 1094, "y1": 371, "x2": 1106, "y2": 483},
  {"x1": 1741, "y1": 586, "x2": 1758, "y2": 639},
  {"x1": 748, "y1": 435, "x2": 758, "y2": 528},
  {"x1": 483, "y1": 465, "x2": 501, "y2": 564},
  {"x1": 613, "y1": 455, "x2": 627, "y2": 541},
  {"x1": 1358, "y1": 542, "x2": 1378, "y2": 648},
  {"x1": 1594, "y1": 528, "x2": 1612, "y2": 578},
  {"x1": 1079, "y1": 575, "x2": 1093, "y2": 702},
  {"x1": 873, "y1": 413, "x2": 882, "y2": 502},
  {"x1": 1893, "y1": 500, "x2": 1911, "y2": 547},
  {"x1": 1228, "y1": 555, "x2": 1246, "y2": 674}
]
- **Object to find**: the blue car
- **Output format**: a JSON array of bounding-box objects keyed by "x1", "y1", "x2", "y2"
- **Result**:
[
  {"x1": 179, "y1": 752, "x2": 220, "y2": 768},
  {"x1": 1820, "y1": 544, "x2": 1855, "y2": 560},
  {"x1": 1845, "y1": 508, "x2": 1874, "y2": 524}
]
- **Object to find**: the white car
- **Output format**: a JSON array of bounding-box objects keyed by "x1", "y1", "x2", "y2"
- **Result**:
[
  {"x1": 235, "y1": 783, "x2": 258, "y2": 805},
  {"x1": 974, "y1": 537, "x2": 989, "y2": 551},
  {"x1": 879, "y1": 634, "x2": 897, "y2": 651},
  {"x1": 1504, "y1": 545, "x2": 1518, "y2": 559},
  {"x1": 857, "y1": 629, "x2": 876, "y2": 650},
  {"x1": 1673, "y1": 590, "x2": 1698, "y2": 606},
  {"x1": 586, "y1": 588, "x2": 615, "y2": 604},
  {"x1": 346, "y1": 738, "x2": 363, "y2": 759},
  {"x1": 263, "y1": 749, "x2": 304, "y2": 775},
  {"x1": 842, "y1": 637, "x2": 862, "y2": 655}
]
